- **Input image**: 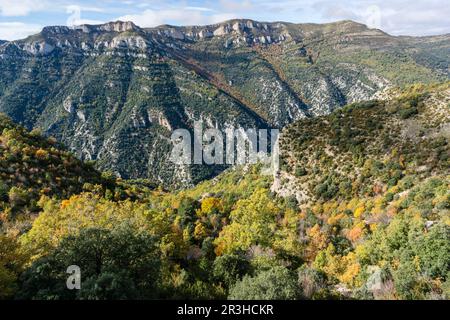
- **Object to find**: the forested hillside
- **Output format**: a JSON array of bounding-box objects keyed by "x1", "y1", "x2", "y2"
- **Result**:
[
  {"x1": 1, "y1": 83, "x2": 448, "y2": 300},
  {"x1": 0, "y1": 114, "x2": 157, "y2": 235}
]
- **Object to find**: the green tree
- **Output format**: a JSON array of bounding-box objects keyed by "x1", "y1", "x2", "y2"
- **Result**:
[
  {"x1": 213, "y1": 254, "x2": 252, "y2": 289},
  {"x1": 17, "y1": 226, "x2": 161, "y2": 300},
  {"x1": 0, "y1": 235, "x2": 28, "y2": 299},
  {"x1": 228, "y1": 266, "x2": 299, "y2": 300},
  {"x1": 414, "y1": 224, "x2": 449, "y2": 279},
  {"x1": 214, "y1": 188, "x2": 281, "y2": 254}
]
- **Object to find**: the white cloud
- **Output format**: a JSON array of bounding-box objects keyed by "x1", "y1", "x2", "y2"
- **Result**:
[
  {"x1": 1, "y1": 0, "x2": 449, "y2": 38},
  {"x1": 0, "y1": 22, "x2": 41, "y2": 40},
  {"x1": 0, "y1": 0, "x2": 48, "y2": 16},
  {"x1": 118, "y1": 9, "x2": 237, "y2": 27},
  {"x1": 70, "y1": 18, "x2": 105, "y2": 26},
  {"x1": 185, "y1": 7, "x2": 215, "y2": 12},
  {"x1": 218, "y1": 0, "x2": 253, "y2": 12},
  {"x1": 314, "y1": 0, "x2": 450, "y2": 36}
]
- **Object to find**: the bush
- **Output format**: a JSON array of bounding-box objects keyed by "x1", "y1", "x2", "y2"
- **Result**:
[
  {"x1": 295, "y1": 167, "x2": 307, "y2": 177},
  {"x1": 399, "y1": 107, "x2": 418, "y2": 119},
  {"x1": 297, "y1": 265, "x2": 329, "y2": 299},
  {"x1": 415, "y1": 224, "x2": 450, "y2": 279}
]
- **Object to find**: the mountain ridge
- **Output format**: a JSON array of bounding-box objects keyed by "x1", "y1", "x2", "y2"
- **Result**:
[{"x1": 0, "y1": 19, "x2": 448, "y2": 187}]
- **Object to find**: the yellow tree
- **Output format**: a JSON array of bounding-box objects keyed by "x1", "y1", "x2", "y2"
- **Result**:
[
  {"x1": 214, "y1": 188, "x2": 281, "y2": 255},
  {"x1": 0, "y1": 235, "x2": 28, "y2": 299}
]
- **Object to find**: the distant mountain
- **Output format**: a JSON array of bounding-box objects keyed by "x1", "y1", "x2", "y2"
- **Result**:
[{"x1": 0, "y1": 20, "x2": 448, "y2": 187}]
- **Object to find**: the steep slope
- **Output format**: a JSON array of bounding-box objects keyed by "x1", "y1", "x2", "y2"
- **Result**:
[
  {"x1": 168, "y1": 82, "x2": 450, "y2": 298},
  {"x1": 0, "y1": 21, "x2": 270, "y2": 187},
  {"x1": 150, "y1": 19, "x2": 449, "y2": 120},
  {"x1": 0, "y1": 22, "x2": 266, "y2": 187},
  {"x1": 0, "y1": 20, "x2": 448, "y2": 187},
  {"x1": 0, "y1": 112, "x2": 158, "y2": 235},
  {"x1": 275, "y1": 82, "x2": 450, "y2": 205},
  {"x1": 0, "y1": 113, "x2": 103, "y2": 221}
]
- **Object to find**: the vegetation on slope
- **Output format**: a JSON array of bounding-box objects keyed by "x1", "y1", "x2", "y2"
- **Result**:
[
  {"x1": 0, "y1": 113, "x2": 155, "y2": 233},
  {"x1": 0, "y1": 83, "x2": 449, "y2": 300}
]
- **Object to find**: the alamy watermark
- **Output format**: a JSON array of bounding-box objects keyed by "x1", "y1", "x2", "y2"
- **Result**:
[
  {"x1": 364, "y1": 5, "x2": 382, "y2": 30},
  {"x1": 169, "y1": 121, "x2": 279, "y2": 175},
  {"x1": 66, "y1": 265, "x2": 81, "y2": 290}
]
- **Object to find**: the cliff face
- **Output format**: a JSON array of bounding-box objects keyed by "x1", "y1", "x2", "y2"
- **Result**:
[{"x1": 0, "y1": 20, "x2": 448, "y2": 187}]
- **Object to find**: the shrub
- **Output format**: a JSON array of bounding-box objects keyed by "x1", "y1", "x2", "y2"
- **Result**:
[
  {"x1": 399, "y1": 107, "x2": 418, "y2": 119},
  {"x1": 297, "y1": 265, "x2": 329, "y2": 299}
]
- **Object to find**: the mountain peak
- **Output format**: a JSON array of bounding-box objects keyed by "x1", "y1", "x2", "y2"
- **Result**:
[
  {"x1": 40, "y1": 21, "x2": 140, "y2": 36},
  {"x1": 72, "y1": 21, "x2": 140, "y2": 33}
]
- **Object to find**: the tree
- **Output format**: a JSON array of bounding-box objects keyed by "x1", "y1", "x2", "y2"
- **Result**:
[
  {"x1": 392, "y1": 259, "x2": 426, "y2": 300},
  {"x1": 20, "y1": 194, "x2": 151, "y2": 258},
  {"x1": 297, "y1": 265, "x2": 330, "y2": 299},
  {"x1": 214, "y1": 188, "x2": 281, "y2": 255},
  {"x1": 414, "y1": 224, "x2": 449, "y2": 279},
  {"x1": 213, "y1": 254, "x2": 251, "y2": 289},
  {"x1": 0, "y1": 235, "x2": 28, "y2": 299},
  {"x1": 177, "y1": 197, "x2": 200, "y2": 228},
  {"x1": 199, "y1": 197, "x2": 223, "y2": 216},
  {"x1": 228, "y1": 266, "x2": 299, "y2": 300},
  {"x1": 8, "y1": 187, "x2": 28, "y2": 211},
  {"x1": 17, "y1": 227, "x2": 162, "y2": 300}
]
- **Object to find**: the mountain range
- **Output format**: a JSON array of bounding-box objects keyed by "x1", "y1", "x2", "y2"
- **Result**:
[
  {"x1": 0, "y1": 19, "x2": 449, "y2": 187},
  {"x1": 0, "y1": 18, "x2": 448, "y2": 299},
  {"x1": 1, "y1": 81, "x2": 448, "y2": 300}
]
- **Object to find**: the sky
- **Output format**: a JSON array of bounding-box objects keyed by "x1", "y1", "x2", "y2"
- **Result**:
[{"x1": 0, "y1": 0, "x2": 449, "y2": 40}]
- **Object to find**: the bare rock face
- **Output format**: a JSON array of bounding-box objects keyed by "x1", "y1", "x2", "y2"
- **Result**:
[
  {"x1": 22, "y1": 41, "x2": 55, "y2": 55},
  {"x1": 214, "y1": 25, "x2": 231, "y2": 36},
  {"x1": 63, "y1": 97, "x2": 74, "y2": 113},
  {"x1": 76, "y1": 110, "x2": 86, "y2": 122},
  {"x1": 198, "y1": 29, "x2": 213, "y2": 39},
  {"x1": 110, "y1": 35, "x2": 148, "y2": 49},
  {"x1": 72, "y1": 21, "x2": 139, "y2": 33},
  {"x1": 72, "y1": 25, "x2": 92, "y2": 33},
  {"x1": 97, "y1": 21, "x2": 138, "y2": 32},
  {"x1": 42, "y1": 26, "x2": 71, "y2": 35},
  {"x1": 232, "y1": 22, "x2": 243, "y2": 33},
  {"x1": 167, "y1": 28, "x2": 185, "y2": 40}
]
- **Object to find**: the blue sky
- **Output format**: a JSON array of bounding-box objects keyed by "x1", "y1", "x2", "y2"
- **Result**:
[{"x1": 0, "y1": 0, "x2": 449, "y2": 40}]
